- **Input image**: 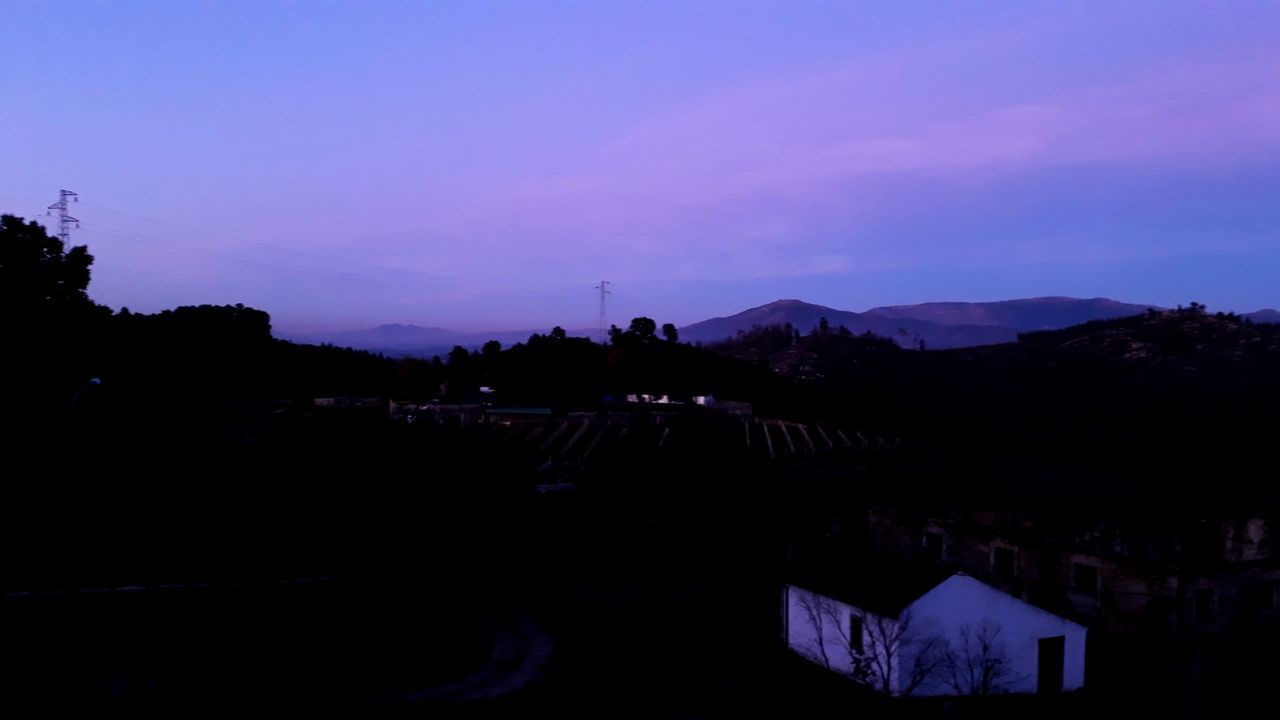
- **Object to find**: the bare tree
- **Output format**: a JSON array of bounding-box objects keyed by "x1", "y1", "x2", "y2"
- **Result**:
[
  {"x1": 844, "y1": 611, "x2": 949, "y2": 697},
  {"x1": 793, "y1": 589, "x2": 947, "y2": 696},
  {"x1": 945, "y1": 620, "x2": 1017, "y2": 695},
  {"x1": 793, "y1": 590, "x2": 835, "y2": 670}
]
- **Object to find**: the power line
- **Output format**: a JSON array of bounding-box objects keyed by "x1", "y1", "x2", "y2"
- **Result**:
[
  {"x1": 76, "y1": 200, "x2": 481, "y2": 287},
  {"x1": 81, "y1": 223, "x2": 600, "y2": 305},
  {"x1": 80, "y1": 225, "x2": 476, "y2": 292},
  {"x1": 72, "y1": 200, "x2": 600, "y2": 297},
  {"x1": 7, "y1": 193, "x2": 602, "y2": 300}
]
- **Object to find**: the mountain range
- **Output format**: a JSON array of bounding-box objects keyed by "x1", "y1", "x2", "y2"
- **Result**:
[
  {"x1": 280, "y1": 297, "x2": 1279, "y2": 355},
  {"x1": 683, "y1": 297, "x2": 1280, "y2": 348},
  {"x1": 681, "y1": 297, "x2": 1148, "y2": 349}
]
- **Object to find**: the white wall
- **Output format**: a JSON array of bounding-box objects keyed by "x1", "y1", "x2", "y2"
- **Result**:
[
  {"x1": 785, "y1": 575, "x2": 1087, "y2": 696},
  {"x1": 905, "y1": 575, "x2": 1088, "y2": 695},
  {"x1": 784, "y1": 585, "x2": 899, "y2": 693}
]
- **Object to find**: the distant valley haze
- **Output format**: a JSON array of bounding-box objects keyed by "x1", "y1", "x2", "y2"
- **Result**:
[{"x1": 280, "y1": 296, "x2": 1280, "y2": 357}]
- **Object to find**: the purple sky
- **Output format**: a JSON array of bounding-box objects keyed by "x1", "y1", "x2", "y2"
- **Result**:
[{"x1": 3, "y1": 2, "x2": 1279, "y2": 332}]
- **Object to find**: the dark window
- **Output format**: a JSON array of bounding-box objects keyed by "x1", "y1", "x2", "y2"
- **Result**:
[
  {"x1": 1195, "y1": 588, "x2": 1214, "y2": 625},
  {"x1": 1039, "y1": 552, "x2": 1061, "y2": 581},
  {"x1": 1260, "y1": 581, "x2": 1278, "y2": 611},
  {"x1": 993, "y1": 546, "x2": 1016, "y2": 578},
  {"x1": 848, "y1": 615, "x2": 863, "y2": 653},
  {"x1": 923, "y1": 532, "x2": 945, "y2": 562},
  {"x1": 1072, "y1": 563, "x2": 1098, "y2": 594}
]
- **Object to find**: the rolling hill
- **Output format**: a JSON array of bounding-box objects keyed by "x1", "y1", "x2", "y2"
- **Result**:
[{"x1": 679, "y1": 297, "x2": 1171, "y2": 349}]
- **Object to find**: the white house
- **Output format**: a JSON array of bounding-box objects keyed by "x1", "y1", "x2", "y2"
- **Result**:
[{"x1": 784, "y1": 571, "x2": 1087, "y2": 696}]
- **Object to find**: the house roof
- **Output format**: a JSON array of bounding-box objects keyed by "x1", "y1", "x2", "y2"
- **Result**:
[{"x1": 787, "y1": 556, "x2": 954, "y2": 617}]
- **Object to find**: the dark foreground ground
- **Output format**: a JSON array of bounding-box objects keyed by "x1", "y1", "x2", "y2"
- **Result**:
[{"x1": 2, "y1": 407, "x2": 1272, "y2": 716}]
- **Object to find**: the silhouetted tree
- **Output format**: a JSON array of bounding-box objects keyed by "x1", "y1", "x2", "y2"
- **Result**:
[
  {"x1": 448, "y1": 345, "x2": 471, "y2": 366},
  {"x1": 550, "y1": 325, "x2": 567, "y2": 340},
  {"x1": 629, "y1": 316, "x2": 657, "y2": 339},
  {"x1": 482, "y1": 340, "x2": 502, "y2": 359},
  {"x1": 0, "y1": 214, "x2": 98, "y2": 315},
  {"x1": 795, "y1": 591, "x2": 948, "y2": 697},
  {"x1": 817, "y1": 317, "x2": 830, "y2": 335},
  {"x1": 661, "y1": 323, "x2": 679, "y2": 343}
]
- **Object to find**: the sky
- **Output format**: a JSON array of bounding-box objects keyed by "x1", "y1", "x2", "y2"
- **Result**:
[{"x1": 3, "y1": 1, "x2": 1279, "y2": 333}]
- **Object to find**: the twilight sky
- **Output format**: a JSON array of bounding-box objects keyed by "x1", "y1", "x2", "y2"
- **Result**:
[{"x1": 3, "y1": 2, "x2": 1279, "y2": 332}]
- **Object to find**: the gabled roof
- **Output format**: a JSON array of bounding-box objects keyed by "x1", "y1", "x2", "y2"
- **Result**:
[
  {"x1": 790, "y1": 559, "x2": 1088, "y2": 630},
  {"x1": 787, "y1": 557, "x2": 954, "y2": 617},
  {"x1": 917, "y1": 574, "x2": 1089, "y2": 633}
]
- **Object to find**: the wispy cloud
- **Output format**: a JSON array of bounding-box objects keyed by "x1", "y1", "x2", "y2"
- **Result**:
[{"x1": 416, "y1": 37, "x2": 1280, "y2": 287}]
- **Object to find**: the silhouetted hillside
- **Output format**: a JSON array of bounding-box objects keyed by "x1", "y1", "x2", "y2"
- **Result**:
[
  {"x1": 981, "y1": 303, "x2": 1280, "y2": 366},
  {"x1": 707, "y1": 303, "x2": 1280, "y2": 501},
  {"x1": 1245, "y1": 309, "x2": 1280, "y2": 324}
]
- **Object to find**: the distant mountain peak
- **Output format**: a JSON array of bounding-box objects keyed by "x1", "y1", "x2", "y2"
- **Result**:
[
  {"x1": 1245, "y1": 309, "x2": 1280, "y2": 324},
  {"x1": 764, "y1": 298, "x2": 822, "y2": 307},
  {"x1": 373, "y1": 322, "x2": 450, "y2": 332},
  {"x1": 725, "y1": 298, "x2": 833, "y2": 315}
]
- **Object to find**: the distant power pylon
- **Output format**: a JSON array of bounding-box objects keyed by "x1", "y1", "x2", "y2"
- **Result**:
[
  {"x1": 46, "y1": 189, "x2": 80, "y2": 246},
  {"x1": 595, "y1": 280, "x2": 611, "y2": 344}
]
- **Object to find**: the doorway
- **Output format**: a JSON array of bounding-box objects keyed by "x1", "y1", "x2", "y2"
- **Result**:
[{"x1": 1038, "y1": 635, "x2": 1065, "y2": 694}]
